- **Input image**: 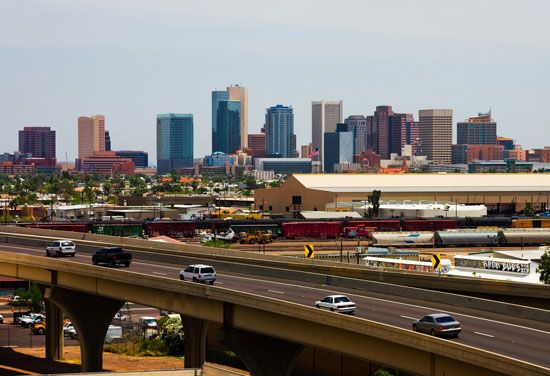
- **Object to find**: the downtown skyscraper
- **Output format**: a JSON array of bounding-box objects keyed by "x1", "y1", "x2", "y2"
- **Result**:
[
  {"x1": 216, "y1": 101, "x2": 241, "y2": 154},
  {"x1": 18, "y1": 126, "x2": 56, "y2": 159},
  {"x1": 212, "y1": 85, "x2": 248, "y2": 153},
  {"x1": 312, "y1": 100, "x2": 343, "y2": 171},
  {"x1": 419, "y1": 109, "x2": 453, "y2": 164},
  {"x1": 78, "y1": 115, "x2": 105, "y2": 159},
  {"x1": 156, "y1": 113, "x2": 194, "y2": 175},
  {"x1": 265, "y1": 105, "x2": 296, "y2": 158}
]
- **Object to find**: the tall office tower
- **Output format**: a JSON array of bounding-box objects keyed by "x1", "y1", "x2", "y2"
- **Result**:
[
  {"x1": 366, "y1": 106, "x2": 394, "y2": 159},
  {"x1": 405, "y1": 119, "x2": 421, "y2": 155},
  {"x1": 156, "y1": 113, "x2": 194, "y2": 175},
  {"x1": 247, "y1": 133, "x2": 266, "y2": 158},
  {"x1": 211, "y1": 90, "x2": 230, "y2": 153},
  {"x1": 265, "y1": 105, "x2": 295, "y2": 158},
  {"x1": 312, "y1": 100, "x2": 343, "y2": 171},
  {"x1": 497, "y1": 137, "x2": 514, "y2": 151},
  {"x1": 78, "y1": 115, "x2": 105, "y2": 159},
  {"x1": 324, "y1": 125, "x2": 353, "y2": 173},
  {"x1": 457, "y1": 111, "x2": 497, "y2": 145},
  {"x1": 344, "y1": 115, "x2": 368, "y2": 156},
  {"x1": 227, "y1": 85, "x2": 248, "y2": 149},
  {"x1": 301, "y1": 143, "x2": 313, "y2": 158},
  {"x1": 216, "y1": 101, "x2": 241, "y2": 154},
  {"x1": 419, "y1": 109, "x2": 453, "y2": 164},
  {"x1": 18, "y1": 127, "x2": 56, "y2": 159},
  {"x1": 105, "y1": 131, "x2": 111, "y2": 151}
]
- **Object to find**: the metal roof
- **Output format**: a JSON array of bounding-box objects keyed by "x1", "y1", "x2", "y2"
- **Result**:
[{"x1": 291, "y1": 174, "x2": 550, "y2": 193}]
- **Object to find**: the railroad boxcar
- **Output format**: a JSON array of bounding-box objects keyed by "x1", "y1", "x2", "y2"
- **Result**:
[
  {"x1": 145, "y1": 221, "x2": 196, "y2": 238},
  {"x1": 512, "y1": 218, "x2": 550, "y2": 229},
  {"x1": 457, "y1": 216, "x2": 512, "y2": 229},
  {"x1": 19, "y1": 223, "x2": 89, "y2": 232},
  {"x1": 371, "y1": 232, "x2": 434, "y2": 247},
  {"x1": 282, "y1": 221, "x2": 342, "y2": 239},
  {"x1": 401, "y1": 219, "x2": 458, "y2": 232},
  {"x1": 434, "y1": 230, "x2": 499, "y2": 247},
  {"x1": 347, "y1": 220, "x2": 401, "y2": 231},
  {"x1": 499, "y1": 229, "x2": 550, "y2": 246},
  {"x1": 91, "y1": 223, "x2": 144, "y2": 237}
]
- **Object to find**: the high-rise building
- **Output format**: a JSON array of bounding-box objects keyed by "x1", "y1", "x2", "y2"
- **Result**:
[
  {"x1": 366, "y1": 105, "x2": 393, "y2": 159},
  {"x1": 457, "y1": 111, "x2": 497, "y2": 145},
  {"x1": 156, "y1": 113, "x2": 194, "y2": 175},
  {"x1": 18, "y1": 127, "x2": 56, "y2": 159},
  {"x1": 497, "y1": 137, "x2": 515, "y2": 151},
  {"x1": 324, "y1": 125, "x2": 353, "y2": 173},
  {"x1": 344, "y1": 115, "x2": 368, "y2": 156},
  {"x1": 105, "y1": 131, "x2": 111, "y2": 151},
  {"x1": 216, "y1": 101, "x2": 241, "y2": 154},
  {"x1": 211, "y1": 90, "x2": 230, "y2": 153},
  {"x1": 78, "y1": 115, "x2": 105, "y2": 159},
  {"x1": 405, "y1": 119, "x2": 421, "y2": 155},
  {"x1": 452, "y1": 144, "x2": 504, "y2": 164},
  {"x1": 227, "y1": 85, "x2": 248, "y2": 149},
  {"x1": 265, "y1": 105, "x2": 295, "y2": 158},
  {"x1": 312, "y1": 100, "x2": 343, "y2": 171},
  {"x1": 115, "y1": 150, "x2": 149, "y2": 168},
  {"x1": 419, "y1": 109, "x2": 453, "y2": 164},
  {"x1": 301, "y1": 143, "x2": 313, "y2": 158},
  {"x1": 247, "y1": 133, "x2": 266, "y2": 158}
]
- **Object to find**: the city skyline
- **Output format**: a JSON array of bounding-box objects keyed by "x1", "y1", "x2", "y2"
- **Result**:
[{"x1": 2, "y1": 1, "x2": 550, "y2": 163}]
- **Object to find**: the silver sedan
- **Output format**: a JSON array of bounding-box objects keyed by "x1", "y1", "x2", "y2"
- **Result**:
[{"x1": 412, "y1": 313, "x2": 461, "y2": 338}]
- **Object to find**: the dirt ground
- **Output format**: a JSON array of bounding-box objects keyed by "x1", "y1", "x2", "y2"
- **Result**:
[{"x1": 0, "y1": 346, "x2": 248, "y2": 375}]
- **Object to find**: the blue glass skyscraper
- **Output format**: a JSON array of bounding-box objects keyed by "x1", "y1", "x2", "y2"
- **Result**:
[
  {"x1": 156, "y1": 113, "x2": 194, "y2": 175},
  {"x1": 265, "y1": 105, "x2": 295, "y2": 158},
  {"x1": 215, "y1": 101, "x2": 241, "y2": 154},
  {"x1": 211, "y1": 90, "x2": 230, "y2": 153}
]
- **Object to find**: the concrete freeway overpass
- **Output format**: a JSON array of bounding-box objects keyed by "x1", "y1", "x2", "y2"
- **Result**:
[{"x1": 0, "y1": 230, "x2": 549, "y2": 375}]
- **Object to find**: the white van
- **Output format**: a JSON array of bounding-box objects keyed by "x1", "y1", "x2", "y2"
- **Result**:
[
  {"x1": 105, "y1": 325, "x2": 123, "y2": 343},
  {"x1": 46, "y1": 240, "x2": 76, "y2": 257}
]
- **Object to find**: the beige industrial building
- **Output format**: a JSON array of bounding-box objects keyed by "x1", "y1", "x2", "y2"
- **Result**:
[{"x1": 254, "y1": 174, "x2": 550, "y2": 216}]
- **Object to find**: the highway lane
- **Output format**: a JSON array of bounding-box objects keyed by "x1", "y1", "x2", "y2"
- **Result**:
[{"x1": 2, "y1": 243, "x2": 550, "y2": 369}]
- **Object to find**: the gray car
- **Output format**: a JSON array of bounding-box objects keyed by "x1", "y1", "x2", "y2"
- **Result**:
[{"x1": 412, "y1": 313, "x2": 461, "y2": 338}]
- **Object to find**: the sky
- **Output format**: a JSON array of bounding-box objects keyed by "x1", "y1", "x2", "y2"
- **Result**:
[{"x1": 1, "y1": 0, "x2": 550, "y2": 164}]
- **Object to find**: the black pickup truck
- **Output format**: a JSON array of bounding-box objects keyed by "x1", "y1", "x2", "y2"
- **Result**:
[{"x1": 92, "y1": 247, "x2": 132, "y2": 267}]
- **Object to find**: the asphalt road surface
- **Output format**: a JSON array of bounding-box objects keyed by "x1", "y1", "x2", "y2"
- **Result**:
[{"x1": 1, "y1": 243, "x2": 550, "y2": 369}]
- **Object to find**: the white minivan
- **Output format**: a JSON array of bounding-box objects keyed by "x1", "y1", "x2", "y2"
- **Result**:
[{"x1": 46, "y1": 240, "x2": 76, "y2": 257}]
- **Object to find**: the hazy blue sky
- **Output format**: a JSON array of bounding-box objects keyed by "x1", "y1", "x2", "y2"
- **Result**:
[{"x1": 1, "y1": 0, "x2": 549, "y2": 164}]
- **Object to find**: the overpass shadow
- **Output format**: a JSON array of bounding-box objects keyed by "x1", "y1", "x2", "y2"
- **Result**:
[{"x1": 0, "y1": 347, "x2": 81, "y2": 375}]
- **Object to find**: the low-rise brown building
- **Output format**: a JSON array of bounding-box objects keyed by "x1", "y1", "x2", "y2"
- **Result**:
[{"x1": 254, "y1": 173, "x2": 550, "y2": 216}]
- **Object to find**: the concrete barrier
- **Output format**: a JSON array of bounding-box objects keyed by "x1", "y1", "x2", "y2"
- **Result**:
[{"x1": 1, "y1": 226, "x2": 549, "y2": 322}]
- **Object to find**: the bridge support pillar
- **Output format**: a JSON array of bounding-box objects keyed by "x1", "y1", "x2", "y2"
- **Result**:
[
  {"x1": 44, "y1": 299, "x2": 64, "y2": 360},
  {"x1": 44, "y1": 286, "x2": 124, "y2": 372},
  {"x1": 180, "y1": 314, "x2": 208, "y2": 368},
  {"x1": 220, "y1": 327, "x2": 303, "y2": 376}
]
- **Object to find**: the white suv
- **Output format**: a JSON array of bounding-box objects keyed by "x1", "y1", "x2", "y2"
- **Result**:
[
  {"x1": 46, "y1": 240, "x2": 76, "y2": 257},
  {"x1": 179, "y1": 264, "x2": 216, "y2": 285}
]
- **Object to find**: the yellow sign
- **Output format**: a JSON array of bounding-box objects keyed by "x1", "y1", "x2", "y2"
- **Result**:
[
  {"x1": 304, "y1": 244, "x2": 315, "y2": 259},
  {"x1": 432, "y1": 253, "x2": 441, "y2": 269}
]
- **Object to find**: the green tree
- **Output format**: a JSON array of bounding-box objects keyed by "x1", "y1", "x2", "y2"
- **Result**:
[
  {"x1": 17, "y1": 283, "x2": 43, "y2": 313},
  {"x1": 373, "y1": 369, "x2": 394, "y2": 376},
  {"x1": 524, "y1": 203, "x2": 535, "y2": 217},
  {"x1": 368, "y1": 190, "x2": 381, "y2": 218},
  {"x1": 538, "y1": 251, "x2": 550, "y2": 284},
  {"x1": 159, "y1": 316, "x2": 185, "y2": 356}
]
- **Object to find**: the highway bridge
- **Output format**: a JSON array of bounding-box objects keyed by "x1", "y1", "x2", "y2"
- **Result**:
[{"x1": 0, "y1": 227, "x2": 549, "y2": 376}]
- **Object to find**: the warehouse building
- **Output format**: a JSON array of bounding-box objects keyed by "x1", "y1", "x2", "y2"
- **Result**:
[{"x1": 254, "y1": 174, "x2": 550, "y2": 216}]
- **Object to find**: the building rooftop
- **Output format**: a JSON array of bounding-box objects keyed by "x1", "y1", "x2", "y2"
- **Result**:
[{"x1": 290, "y1": 173, "x2": 550, "y2": 193}]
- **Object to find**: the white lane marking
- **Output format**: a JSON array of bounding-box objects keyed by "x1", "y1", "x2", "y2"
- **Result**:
[
  {"x1": 268, "y1": 290, "x2": 285, "y2": 294},
  {"x1": 401, "y1": 315, "x2": 419, "y2": 321},
  {"x1": 7, "y1": 244, "x2": 550, "y2": 336},
  {"x1": 152, "y1": 272, "x2": 167, "y2": 276},
  {"x1": 474, "y1": 331, "x2": 495, "y2": 338}
]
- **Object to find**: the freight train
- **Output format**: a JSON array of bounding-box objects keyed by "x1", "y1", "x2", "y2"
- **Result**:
[{"x1": 14, "y1": 217, "x2": 550, "y2": 242}]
